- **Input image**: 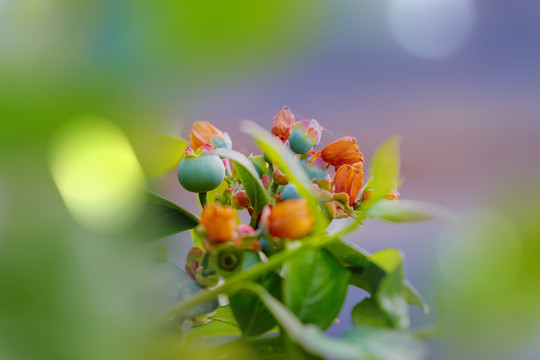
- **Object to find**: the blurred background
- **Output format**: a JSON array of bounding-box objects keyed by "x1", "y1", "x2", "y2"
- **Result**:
[{"x1": 1, "y1": 0, "x2": 540, "y2": 359}]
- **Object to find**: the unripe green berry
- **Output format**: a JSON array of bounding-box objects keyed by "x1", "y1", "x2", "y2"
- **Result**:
[{"x1": 177, "y1": 154, "x2": 225, "y2": 193}]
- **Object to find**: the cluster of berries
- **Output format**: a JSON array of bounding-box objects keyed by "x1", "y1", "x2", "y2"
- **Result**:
[{"x1": 177, "y1": 106, "x2": 397, "y2": 287}]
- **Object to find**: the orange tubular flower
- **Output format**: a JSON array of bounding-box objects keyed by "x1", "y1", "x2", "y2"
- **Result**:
[
  {"x1": 271, "y1": 106, "x2": 295, "y2": 142},
  {"x1": 321, "y1": 136, "x2": 363, "y2": 169},
  {"x1": 333, "y1": 163, "x2": 364, "y2": 206},
  {"x1": 267, "y1": 199, "x2": 314, "y2": 239},
  {"x1": 190, "y1": 121, "x2": 224, "y2": 150},
  {"x1": 200, "y1": 203, "x2": 236, "y2": 243}
]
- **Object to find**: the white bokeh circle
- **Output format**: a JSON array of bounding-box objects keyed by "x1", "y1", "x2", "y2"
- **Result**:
[{"x1": 387, "y1": 0, "x2": 475, "y2": 59}]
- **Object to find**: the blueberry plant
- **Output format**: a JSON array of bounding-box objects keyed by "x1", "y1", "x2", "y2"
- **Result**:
[{"x1": 146, "y1": 106, "x2": 443, "y2": 359}]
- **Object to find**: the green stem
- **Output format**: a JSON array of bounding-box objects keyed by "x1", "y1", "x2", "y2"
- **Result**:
[
  {"x1": 158, "y1": 209, "x2": 368, "y2": 321},
  {"x1": 198, "y1": 192, "x2": 207, "y2": 207}
]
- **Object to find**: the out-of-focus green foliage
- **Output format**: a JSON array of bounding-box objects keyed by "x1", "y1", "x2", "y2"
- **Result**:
[{"x1": 436, "y1": 190, "x2": 540, "y2": 360}]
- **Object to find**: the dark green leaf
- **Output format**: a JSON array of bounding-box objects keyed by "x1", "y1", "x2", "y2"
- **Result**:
[
  {"x1": 229, "y1": 252, "x2": 282, "y2": 336},
  {"x1": 369, "y1": 136, "x2": 401, "y2": 203},
  {"x1": 283, "y1": 248, "x2": 350, "y2": 329},
  {"x1": 214, "y1": 148, "x2": 270, "y2": 226},
  {"x1": 329, "y1": 240, "x2": 429, "y2": 313},
  {"x1": 142, "y1": 192, "x2": 199, "y2": 240},
  {"x1": 249, "y1": 284, "x2": 426, "y2": 360},
  {"x1": 149, "y1": 262, "x2": 218, "y2": 317},
  {"x1": 327, "y1": 240, "x2": 385, "y2": 294},
  {"x1": 351, "y1": 297, "x2": 393, "y2": 328}
]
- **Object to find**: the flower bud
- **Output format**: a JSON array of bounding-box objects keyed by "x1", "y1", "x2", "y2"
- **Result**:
[
  {"x1": 272, "y1": 169, "x2": 289, "y2": 186},
  {"x1": 321, "y1": 136, "x2": 363, "y2": 169},
  {"x1": 333, "y1": 163, "x2": 363, "y2": 206},
  {"x1": 210, "y1": 132, "x2": 233, "y2": 150},
  {"x1": 271, "y1": 106, "x2": 295, "y2": 142},
  {"x1": 302, "y1": 152, "x2": 328, "y2": 181},
  {"x1": 231, "y1": 190, "x2": 250, "y2": 209},
  {"x1": 200, "y1": 203, "x2": 236, "y2": 243},
  {"x1": 266, "y1": 199, "x2": 314, "y2": 239},
  {"x1": 289, "y1": 119, "x2": 322, "y2": 154},
  {"x1": 177, "y1": 148, "x2": 225, "y2": 193},
  {"x1": 361, "y1": 189, "x2": 399, "y2": 203},
  {"x1": 190, "y1": 121, "x2": 225, "y2": 150}
]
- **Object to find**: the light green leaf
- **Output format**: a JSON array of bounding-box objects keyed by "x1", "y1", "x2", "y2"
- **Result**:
[
  {"x1": 214, "y1": 148, "x2": 270, "y2": 226},
  {"x1": 242, "y1": 121, "x2": 327, "y2": 231},
  {"x1": 141, "y1": 192, "x2": 199, "y2": 240},
  {"x1": 149, "y1": 244, "x2": 169, "y2": 262},
  {"x1": 370, "y1": 249, "x2": 409, "y2": 329},
  {"x1": 206, "y1": 180, "x2": 229, "y2": 206},
  {"x1": 134, "y1": 133, "x2": 187, "y2": 177},
  {"x1": 404, "y1": 280, "x2": 430, "y2": 314},
  {"x1": 208, "y1": 305, "x2": 239, "y2": 326},
  {"x1": 190, "y1": 229, "x2": 204, "y2": 249},
  {"x1": 367, "y1": 199, "x2": 455, "y2": 223},
  {"x1": 185, "y1": 319, "x2": 241, "y2": 341},
  {"x1": 369, "y1": 136, "x2": 401, "y2": 203},
  {"x1": 283, "y1": 248, "x2": 350, "y2": 329}
]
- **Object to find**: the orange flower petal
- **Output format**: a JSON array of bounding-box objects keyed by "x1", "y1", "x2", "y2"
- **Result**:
[
  {"x1": 200, "y1": 203, "x2": 236, "y2": 243},
  {"x1": 190, "y1": 121, "x2": 224, "y2": 150},
  {"x1": 333, "y1": 164, "x2": 363, "y2": 205},
  {"x1": 268, "y1": 199, "x2": 314, "y2": 239},
  {"x1": 321, "y1": 136, "x2": 363, "y2": 168}
]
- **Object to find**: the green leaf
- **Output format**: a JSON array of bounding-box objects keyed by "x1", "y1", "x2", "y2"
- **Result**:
[
  {"x1": 351, "y1": 297, "x2": 393, "y2": 328},
  {"x1": 208, "y1": 305, "x2": 240, "y2": 325},
  {"x1": 149, "y1": 244, "x2": 169, "y2": 262},
  {"x1": 369, "y1": 136, "x2": 401, "y2": 203},
  {"x1": 142, "y1": 192, "x2": 199, "y2": 240},
  {"x1": 370, "y1": 249, "x2": 409, "y2": 329},
  {"x1": 206, "y1": 180, "x2": 229, "y2": 207},
  {"x1": 186, "y1": 306, "x2": 242, "y2": 341},
  {"x1": 134, "y1": 133, "x2": 187, "y2": 177},
  {"x1": 150, "y1": 262, "x2": 218, "y2": 317},
  {"x1": 245, "y1": 284, "x2": 426, "y2": 360},
  {"x1": 190, "y1": 229, "x2": 204, "y2": 249},
  {"x1": 329, "y1": 240, "x2": 429, "y2": 313},
  {"x1": 249, "y1": 154, "x2": 268, "y2": 177},
  {"x1": 283, "y1": 248, "x2": 350, "y2": 329},
  {"x1": 242, "y1": 121, "x2": 327, "y2": 231},
  {"x1": 214, "y1": 148, "x2": 270, "y2": 226},
  {"x1": 339, "y1": 327, "x2": 427, "y2": 360},
  {"x1": 404, "y1": 280, "x2": 430, "y2": 314},
  {"x1": 367, "y1": 199, "x2": 438, "y2": 222},
  {"x1": 327, "y1": 240, "x2": 386, "y2": 294},
  {"x1": 185, "y1": 319, "x2": 241, "y2": 341},
  {"x1": 229, "y1": 252, "x2": 282, "y2": 336}
]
